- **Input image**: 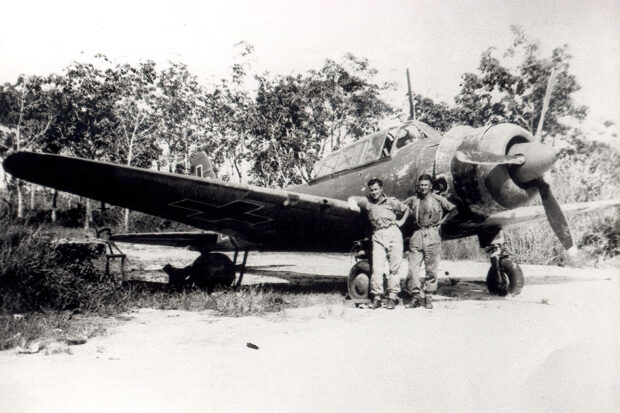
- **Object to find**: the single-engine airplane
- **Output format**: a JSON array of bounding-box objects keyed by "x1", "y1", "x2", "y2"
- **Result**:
[{"x1": 4, "y1": 75, "x2": 619, "y2": 298}]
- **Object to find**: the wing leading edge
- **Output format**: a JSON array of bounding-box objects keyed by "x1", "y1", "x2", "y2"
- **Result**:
[
  {"x1": 4, "y1": 152, "x2": 366, "y2": 252},
  {"x1": 480, "y1": 199, "x2": 620, "y2": 228}
]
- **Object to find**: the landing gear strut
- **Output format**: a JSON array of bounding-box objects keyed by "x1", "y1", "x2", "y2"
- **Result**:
[
  {"x1": 347, "y1": 239, "x2": 372, "y2": 302},
  {"x1": 484, "y1": 244, "x2": 524, "y2": 296}
]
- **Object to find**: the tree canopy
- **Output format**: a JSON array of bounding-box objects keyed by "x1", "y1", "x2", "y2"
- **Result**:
[{"x1": 0, "y1": 28, "x2": 615, "y2": 202}]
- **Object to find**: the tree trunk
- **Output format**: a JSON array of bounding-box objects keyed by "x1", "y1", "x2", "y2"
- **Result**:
[
  {"x1": 84, "y1": 198, "x2": 91, "y2": 230},
  {"x1": 124, "y1": 208, "x2": 130, "y2": 231},
  {"x1": 30, "y1": 184, "x2": 36, "y2": 210},
  {"x1": 17, "y1": 182, "x2": 24, "y2": 218},
  {"x1": 51, "y1": 190, "x2": 58, "y2": 223}
]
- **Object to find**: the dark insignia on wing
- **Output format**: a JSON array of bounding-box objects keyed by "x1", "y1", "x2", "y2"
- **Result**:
[{"x1": 169, "y1": 199, "x2": 271, "y2": 225}]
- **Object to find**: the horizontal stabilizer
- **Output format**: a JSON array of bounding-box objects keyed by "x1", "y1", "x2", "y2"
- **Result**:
[{"x1": 110, "y1": 231, "x2": 236, "y2": 250}]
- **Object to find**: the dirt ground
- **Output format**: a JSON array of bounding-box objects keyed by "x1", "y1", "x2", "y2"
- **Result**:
[{"x1": 1, "y1": 246, "x2": 618, "y2": 413}]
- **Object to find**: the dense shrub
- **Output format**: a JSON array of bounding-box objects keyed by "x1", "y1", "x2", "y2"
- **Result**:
[
  {"x1": 579, "y1": 215, "x2": 620, "y2": 258},
  {"x1": 0, "y1": 215, "x2": 123, "y2": 313}
]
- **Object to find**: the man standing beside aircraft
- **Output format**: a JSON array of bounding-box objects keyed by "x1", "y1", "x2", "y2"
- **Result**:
[
  {"x1": 349, "y1": 178, "x2": 409, "y2": 309},
  {"x1": 404, "y1": 174, "x2": 457, "y2": 309}
]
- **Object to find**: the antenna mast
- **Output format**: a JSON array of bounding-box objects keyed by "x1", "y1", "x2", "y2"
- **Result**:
[{"x1": 406, "y1": 68, "x2": 415, "y2": 120}]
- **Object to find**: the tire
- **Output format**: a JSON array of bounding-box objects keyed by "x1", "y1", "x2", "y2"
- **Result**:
[
  {"x1": 348, "y1": 260, "x2": 371, "y2": 300},
  {"x1": 191, "y1": 253, "x2": 236, "y2": 291},
  {"x1": 486, "y1": 258, "x2": 524, "y2": 296}
]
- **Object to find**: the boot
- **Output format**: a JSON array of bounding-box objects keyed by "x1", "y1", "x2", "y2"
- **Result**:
[
  {"x1": 405, "y1": 295, "x2": 422, "y2": 309},
  {"x1": 422, "y1": 295, "x2": 433, "y2": 309},
  {"x1": 371, "y1": 297, "x2": 383, "y2": 309},
  {"x1": 386, "y1": 298, "x2": 396, "y2": 310}
]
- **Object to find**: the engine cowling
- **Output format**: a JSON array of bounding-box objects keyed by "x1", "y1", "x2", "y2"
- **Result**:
[{"x1": 440, "y1": 123, "x2": 546, "y2": 214}]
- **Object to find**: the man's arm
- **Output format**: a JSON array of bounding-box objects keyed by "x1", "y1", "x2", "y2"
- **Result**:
[
  {"x1": 389, "y1": 197, "x2": 410, "y2": 227},
  {"x1": 439, "y1": 207, "x2": 458, "y2": 225},
  {"x1": 434, "y1": 194, "x2": 458, "y2": 225},
  {"x1": 396, "y1": 206, "x2": 410, "y2": 227},
  {"x1": 348, "y1": 196, "x2": 369, "y2": 211}
]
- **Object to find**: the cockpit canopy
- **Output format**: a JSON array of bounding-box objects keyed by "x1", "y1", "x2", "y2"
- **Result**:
[{"x1": 312, "y1": 121, "x2": 441, "y2": 179}]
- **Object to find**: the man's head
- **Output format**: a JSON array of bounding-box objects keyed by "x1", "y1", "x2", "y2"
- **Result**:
[
  {"x1": 367, "y1": 177, "x2": 384, "y2": 201},
  {"x1": 417, "y1": 174, "x2": 432, "y2": 197}
]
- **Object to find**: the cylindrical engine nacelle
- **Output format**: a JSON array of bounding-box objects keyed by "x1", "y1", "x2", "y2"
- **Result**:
[{"x1": 450, "y1": 123, "x2": 539, "y2": 213}]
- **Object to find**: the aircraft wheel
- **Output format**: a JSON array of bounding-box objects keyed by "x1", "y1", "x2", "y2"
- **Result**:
[
  {"x1": 191, "y1": 253, "x2": 235, "y2": 292},
  {"x1": 348, "y1": 260, "x2": 371, "y2": 300},
  {"x1": 486, "y1": 258, "x2": 524, "y2": 296}
]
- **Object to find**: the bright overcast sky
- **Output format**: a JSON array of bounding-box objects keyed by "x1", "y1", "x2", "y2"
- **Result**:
[{"x1": 1, "y1": 0, "x2": 618, "y2": 126}]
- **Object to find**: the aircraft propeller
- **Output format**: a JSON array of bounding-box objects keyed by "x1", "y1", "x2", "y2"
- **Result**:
[
  {"x1": 535, "y1": 177, "x2": 575, "y2": 251},
  {"x1": 454, "y1": 69, "x2": 576, "y2": 253}
]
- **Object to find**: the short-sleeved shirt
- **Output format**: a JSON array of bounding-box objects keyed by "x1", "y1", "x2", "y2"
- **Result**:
[
  {"x1": 405, "y1": 193, "x2": 455, "y2": 229},
  {"x1": 356, "y1": 194, "x2": 408, "y2": 231}
]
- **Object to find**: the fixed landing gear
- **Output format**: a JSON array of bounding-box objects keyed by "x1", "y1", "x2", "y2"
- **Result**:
[
  {"x1": 479, "y1": 229, "x2": 524, "y2": 296},
  {"x1": 348, "y1": 260, "x2": 371, "y2": 301},
  {"x1": 348, "y1": 231, "x2": 526, "y2": 299},
  {"x1": 347, "y1": 239, "x2": 372, "y2": 301},
  {"x1": 190, "y1": 252, "x2": 236, "y2": 291},
  {"x1": 485, "y1": 244, "x2": 524, "y2": 296},
  {"x1": 164, "y1": 249, "x2": 249, "y2": 292}
]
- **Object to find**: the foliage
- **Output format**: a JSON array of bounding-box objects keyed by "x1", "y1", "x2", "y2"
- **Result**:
[
  {"x1": 553, "y1": 134, "x2": 620, "y2": 203},
  {"x1": 413, "y1": 95, "x2": 460, "y2": 133},
  {"x1": 128, "y1": 211, "x2": 193, "y2": 233},
  {"x1": 0, "y1": 75, "x2": 56, "y2": 153},
  {"x1": 0, "y1": 215, "x2": 122, "y2": 313},
  {"x1": 248, "y1": 54, "x2": 394, "y2": 186},
  {"x1": 579, "y1": 215, "x2": 620, "y2": 258},
  {"x1": 453, "y1": 26, "x2": 587, "y2": 142}
]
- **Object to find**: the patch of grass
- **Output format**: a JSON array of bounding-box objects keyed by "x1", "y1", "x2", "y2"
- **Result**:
[
  {"x1": 0, "y1": 312, "x2": 110, "y2": 351},
  {"x1": 122, "y1": 284, "x2": 346, "y2": 317},
  {"x1": 210, "y1": 288, "x2": 287, "y2": 316}
]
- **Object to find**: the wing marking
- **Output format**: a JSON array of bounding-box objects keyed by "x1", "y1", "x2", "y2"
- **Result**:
[{"x1": 169, "y1": 199, "x2": 272, "y2": 225}]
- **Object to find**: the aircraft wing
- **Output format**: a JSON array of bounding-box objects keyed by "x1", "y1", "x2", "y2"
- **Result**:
[
  {"x1": 4, "y1": 152, "x2": 366, "y2": 252},
  {"x1": 480, "y1": 199, "x2": 620, "y2": 228}
]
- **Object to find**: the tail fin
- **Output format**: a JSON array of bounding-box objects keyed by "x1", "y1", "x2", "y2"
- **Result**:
[{"x1": 190, "y1": 152, "x2": 216, "y2": 179}]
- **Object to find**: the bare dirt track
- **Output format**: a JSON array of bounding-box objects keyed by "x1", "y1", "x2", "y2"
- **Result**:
[{"x1": 1, "y1": 249, "x2": 619, "y2": 413}]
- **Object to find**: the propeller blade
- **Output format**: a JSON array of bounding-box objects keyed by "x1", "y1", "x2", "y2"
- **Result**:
[
  {"x1": 455, "y1": 149, "x2": 525, "y2": 166},
  {"x1": 536, "y1": 178, "x2": 574, "y2": 250},
  {"x1": 534, "y1": 69, "x2": 557, "y2": 141}
]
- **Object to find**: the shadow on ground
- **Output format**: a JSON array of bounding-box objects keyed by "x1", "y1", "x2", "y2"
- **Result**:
[{"x1": 123, "y1": 264, "x2": 607, "y2": 303}]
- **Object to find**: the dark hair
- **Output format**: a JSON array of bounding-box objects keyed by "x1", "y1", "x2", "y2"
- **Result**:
[
  {"x1": 418, "y1": 174, "x2": 432, "y2": 183},
  {"x1": 367, "y1": 177, "x2": 383, "y2": 187}
]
